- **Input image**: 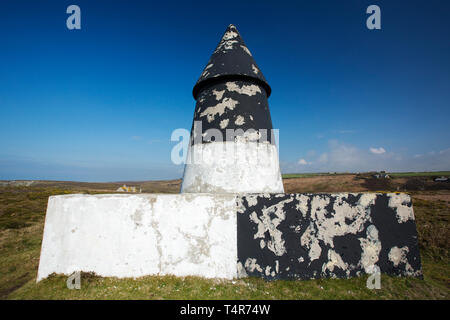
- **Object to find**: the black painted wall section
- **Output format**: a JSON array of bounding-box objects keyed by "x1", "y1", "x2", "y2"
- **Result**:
[{"x1": 236, "y1": 193, "x2": 422, "y2": 280}]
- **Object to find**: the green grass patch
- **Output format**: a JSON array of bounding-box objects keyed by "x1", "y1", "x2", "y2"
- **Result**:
[
  {"x1": 7, "y1": 255, "x2": 448, "y2": 300},
  {"x1": 283, "y1": 171, "x2": 450, "y2": 179},
  {"x1": 388, "y1": 171, "x2": 450, "y2": 177},
  {"x1": 0, "y1": 184, "x2": 449, "y2": 299},
  {"x1": 282, "y1": 173, "x2": 346, "y2": 179}
]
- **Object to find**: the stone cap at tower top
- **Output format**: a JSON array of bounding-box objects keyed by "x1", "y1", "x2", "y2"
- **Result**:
[{"x1": 192, "y1": 24, "x2": 271, "y2": 100}]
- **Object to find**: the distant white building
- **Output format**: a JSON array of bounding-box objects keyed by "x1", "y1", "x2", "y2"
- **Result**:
[
  {"x1": 116, "y1": 185, "x2": 141, "y2": 193},
  {"x1": 372, "y1": 172, "x2": 390, "y2": 179}
]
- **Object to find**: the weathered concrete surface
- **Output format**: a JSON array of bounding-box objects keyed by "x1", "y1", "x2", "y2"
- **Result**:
[
  {"x1": 237, "y1": 193, "x2": 423, "y2": 280},
  {"x1": 37, "y1": 194, "x2": 237, "y2": 281},
  {"x1": 181, "y1": 141, "x2": 284, "y2": 193},
  {"x1": 37, "y1": 192, "x2": 422, "y2": 281}
]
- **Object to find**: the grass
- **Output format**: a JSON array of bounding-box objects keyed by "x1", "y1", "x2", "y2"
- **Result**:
[
  {"x1": 282, "y1": 173, "x2": 348, "y2": 179},
  {"x1": 6, "y1": 258, "x2": 448, "y2": 300},
  {"x1": 388, "y1": 171, "x2": 450, "y2": 177},
  {"x1": 282, "y1": 171, "x2": 450, "y2": 179},
  {"x1": 0, "y1": 181, "x2": 449, "y2": 300}
]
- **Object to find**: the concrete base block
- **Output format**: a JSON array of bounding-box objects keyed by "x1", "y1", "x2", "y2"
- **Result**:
[
  {"x1": 37, "y1": 194, "x2": 237, "y2": 281},
  {"x1": 237, "y1": 193, "x2": 422, "y2": 280},
  {"x1": 37, "y1": 192, "x2": 422, "y2": 281}
]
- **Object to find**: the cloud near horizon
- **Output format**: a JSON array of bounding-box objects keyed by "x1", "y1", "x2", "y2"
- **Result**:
[
  {"x1": 298, "y1": 159, "x2": 310, "y2": 165},
  {"x1": 369, "y1": 147, "x2": 386, "y2": 154},
  {"x1": 286, "y1": 140, "x2": 450, "y2": 174}
]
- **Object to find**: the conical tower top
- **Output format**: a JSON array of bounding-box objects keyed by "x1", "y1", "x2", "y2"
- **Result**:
[{"x1": 192, "y1": 24, "x2": 271, "y2": 100}]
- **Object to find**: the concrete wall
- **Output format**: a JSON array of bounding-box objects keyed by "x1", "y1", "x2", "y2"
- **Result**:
[
  {"x1": 37, "y1": 192, "x2": 422, "y2": 281},
  {"x1": 181, "y1": 141, "x2": 284, "y2": 193},
  {"x1": 37, "y1": 194, "x2": 237, "y2": 281},
  {"x1": 237, "y1": 193, "x2": 422, "y2": 279}
]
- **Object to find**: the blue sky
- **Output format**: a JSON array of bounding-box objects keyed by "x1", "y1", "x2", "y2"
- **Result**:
[{"x1": 0, "y1": 0, "x2": 449, "y2": 181}]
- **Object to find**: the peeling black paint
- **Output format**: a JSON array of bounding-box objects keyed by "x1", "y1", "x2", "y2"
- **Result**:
[
  {"x1": 190, "y1": 25, "x2": 275, "y2": 145},
  {"x1": 193, "y1": 24, "x2": 270, "y2": 99},
  {"x1": 237, "y1": 193, "x2": 423, "y2": 280}
]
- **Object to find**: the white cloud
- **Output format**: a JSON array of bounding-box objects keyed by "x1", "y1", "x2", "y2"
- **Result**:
[
  {"x1": 282, "y1": 140, "x2": 450, "y2": 174},
  {"x1": 369, "y1": 147, "x2": 386, "y2": 154},
  {"x1": 298, "y1": 158, "x2": 309, "y2": 165}
]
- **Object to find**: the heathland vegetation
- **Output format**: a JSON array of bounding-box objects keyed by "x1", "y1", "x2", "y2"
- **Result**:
[{"x1": 0, "y1": 173, "x2": 448, "y2": 299}]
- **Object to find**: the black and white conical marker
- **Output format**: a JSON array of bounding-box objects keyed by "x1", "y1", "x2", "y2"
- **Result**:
[{"x1": 181, "y1": 24, "x2": 284, "y2": 193}]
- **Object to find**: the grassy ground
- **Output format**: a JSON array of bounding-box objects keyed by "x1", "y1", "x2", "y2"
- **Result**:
[
  {"x1": 0, "y1": 174, "x2": 449, "y2": 300},
  {"x1": 282, "y1": 171, "x2": 450, "y2": 179},
  {"x1": 282, "y1": 173, "x2": 347, "y2": 179},
  {"x1": 388, "y1": 171, "x2": 450, "y2": 177}
]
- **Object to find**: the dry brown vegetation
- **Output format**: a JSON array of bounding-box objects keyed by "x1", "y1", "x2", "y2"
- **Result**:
[{"x1": 0, "y1": 173, "x2": 449, "y2": 299}]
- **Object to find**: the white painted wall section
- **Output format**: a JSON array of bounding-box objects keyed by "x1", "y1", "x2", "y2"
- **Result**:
[
  {"x1": 37, "y1": 194, "x2": 237, "y2": 281},
  {"x1": 181, "y1": 141, "x2": 284, "y2": 193}
]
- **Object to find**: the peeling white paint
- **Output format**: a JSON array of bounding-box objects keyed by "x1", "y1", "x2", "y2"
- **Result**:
[
  {"x1": 314, "y1": 194, "x2": 376, "y2": 247},
  {"x1": 359, "y1": 225, "x2": 381, "y2": 273},
  {"x1": 260, "y1": 239, "x2": 266, "y2": 249},
  {"x1": 246, "y1": 196, "x2": 258, "y2": 207},
  {"x1": 223, "y1": 30, "x2": 238, "y2": 40},
  {"x1": 295, "y1": 194, "x2": 310, "y2": 216},
  {"x1": 244, "y1": 258, "x2": 263, "y2": 273},
  {"x1": 388, "y1": 193, "x2": 414, "y2": 223},
  {"x1": 234, "y1": 115, "x2": 245, "y2": 126},
  {"x1": 251, "y1": 64, "x2": 259, "y2": 74},
  {"x1": 240, "y1": 45, "x2": 252, "y2": 56},
  {"x1": 226, "y1": 81, "x2": 261, "y2": 96},
  {"x1": 237, "y1": 262, "x2": 248, "y2": 277},
  {"x1": 388, "y1": 246, "x2": 409, "y2": 267},
  {"x1": 322, "y1": 249, "x2": 348, "y2": 273},
  {"x1": 234, "y1": 130, "x2": 261, "y2": 142},
  {"x1": 199, "y1": 97, "x2": 239, "y2": 123},
  {"x1": 212, "y1": 89, "x2": 225, "y2": 101},
  {"x1": 219, "y1": 118, "x2": 229, "y2": 129},
  {"x1": 298, "y1": 193, "x2": 379, "y2": 268},
  {"x1": 248, "y1": 197, "x2": 298, "y2": 256},
  {"x1": 215, "y1": 40, "x2": 238, "y2": 53},
  {"x1": 301, "y1": 222, "x2": 323, "y2": 262}
]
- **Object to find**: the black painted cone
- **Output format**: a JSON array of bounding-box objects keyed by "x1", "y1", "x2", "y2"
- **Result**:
[
  {"x1": 192, "y1": 24, "x2": 271, "y2": 100},
  {"x1": 181, "y1": 24, "x2": 284, "y2": 194}
]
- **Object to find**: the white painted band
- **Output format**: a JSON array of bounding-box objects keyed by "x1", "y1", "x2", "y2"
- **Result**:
[{"x1": 181, "y1": 141, "x2": 284, "y2": 193}]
